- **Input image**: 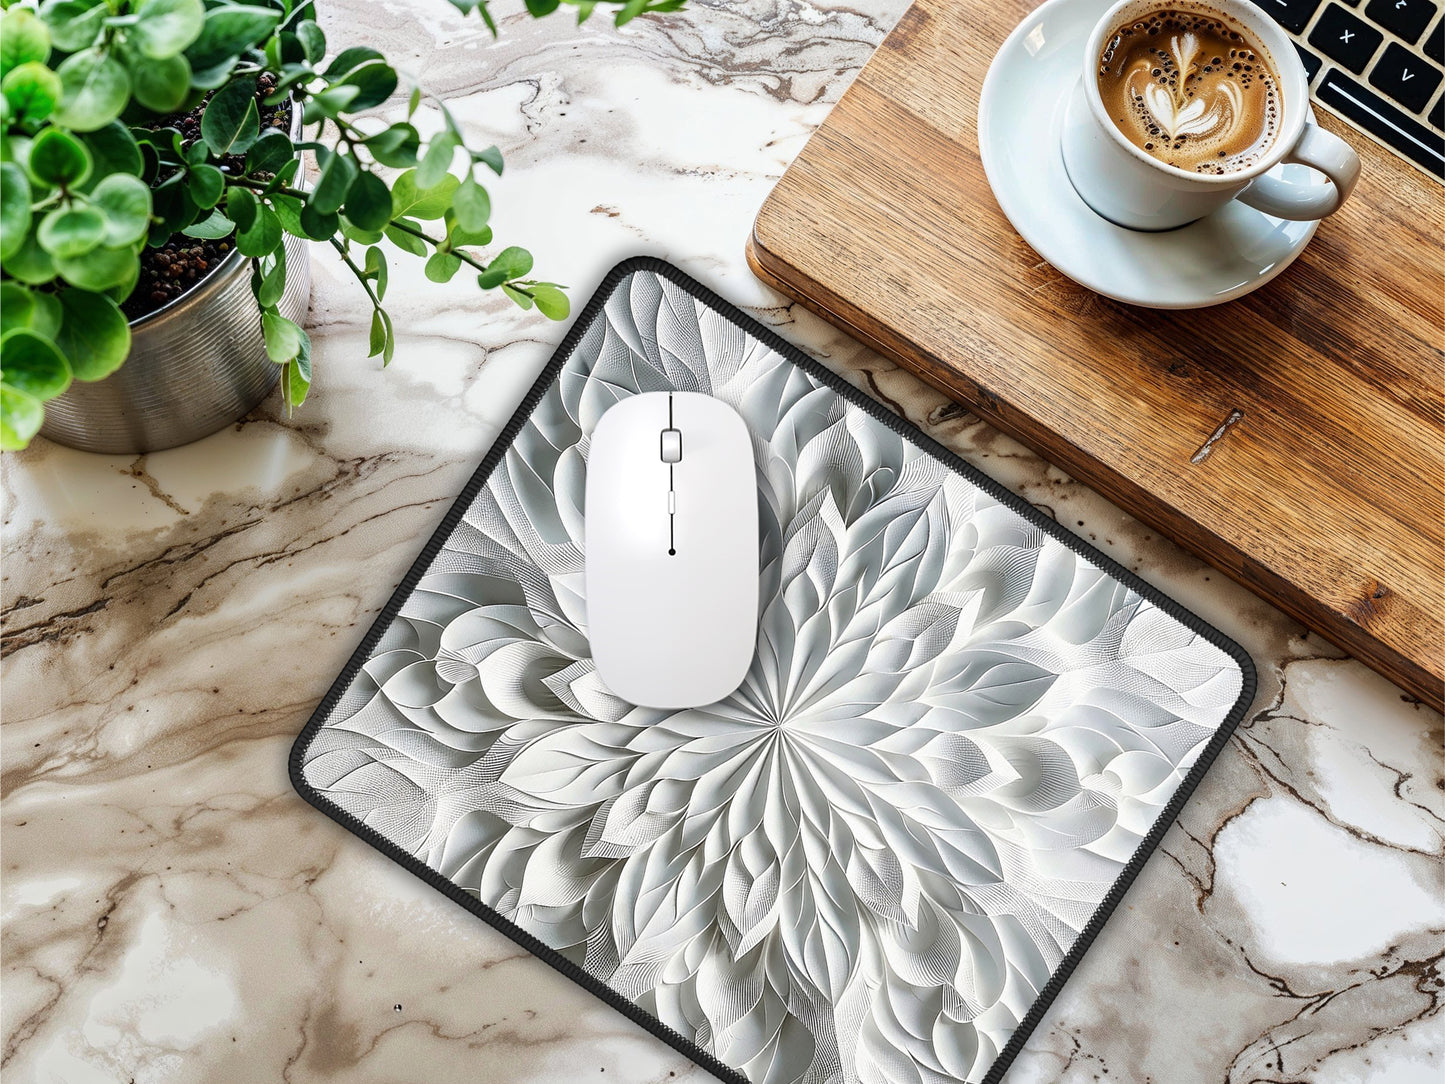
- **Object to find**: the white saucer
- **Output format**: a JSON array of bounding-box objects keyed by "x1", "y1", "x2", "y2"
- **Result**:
[{"x1": 978, "y1": 0, "x2": 1323, "y2": 309}]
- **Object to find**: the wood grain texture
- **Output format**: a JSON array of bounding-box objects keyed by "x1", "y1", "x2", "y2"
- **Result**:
[{"x1": 748, "y1": 0, "x2": 1445, "y2": 711}]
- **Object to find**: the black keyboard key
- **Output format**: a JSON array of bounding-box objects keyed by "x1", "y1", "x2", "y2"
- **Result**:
[
  {"x1": 1310, "y1": 4, "x2": 1385, "y2": 71},
  {"x1": 1425, "y1": 19, "x2": 1444, "y2": 63},
  {"x1": 1318, "y1": 68, "x2": 1444, "y2": 175},
  {"x1": 1259, "y1": 0, "x2": 1324, "y2": 32},
  {"x1": 1296, "y1": 43, "x2": 1325, "y2": 82},
  {"x1": 1369, "y1": 41, "x2": 1443, "y2": 110},
  {"x1": 1363, "y1": 0, "x2": 1437, "y2": 43},
  {"x1": 1432, "y1": 93, "x2": 1445, "y2": 127}
]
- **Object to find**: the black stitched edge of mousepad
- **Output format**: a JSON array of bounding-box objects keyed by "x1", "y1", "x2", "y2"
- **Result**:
[{"x1": 290, "y1": 256, "x2": 1256, "y2": 1084}]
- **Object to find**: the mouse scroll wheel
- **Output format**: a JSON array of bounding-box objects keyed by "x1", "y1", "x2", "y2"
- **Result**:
[{"x1": 660, "y1": 428, "x2": 682, "y2": 463}]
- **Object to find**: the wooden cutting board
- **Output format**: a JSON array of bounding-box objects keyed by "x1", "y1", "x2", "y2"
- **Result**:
[{"x1": 748, "y1": 0, "x2": 1445, "y2": 711}]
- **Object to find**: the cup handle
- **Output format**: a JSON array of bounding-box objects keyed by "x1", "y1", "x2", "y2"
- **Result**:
[{"x1": 1236, "y1": 123, "x2": 1361, "y2": 220}]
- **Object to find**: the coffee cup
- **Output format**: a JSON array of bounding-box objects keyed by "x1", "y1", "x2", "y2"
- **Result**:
[{"x1": 1061, "y1": 0, "x2": 1360, "y2": 231}]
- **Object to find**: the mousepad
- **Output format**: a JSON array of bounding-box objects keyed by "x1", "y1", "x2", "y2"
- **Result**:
[{"x1": 290, "y1": 257, "x2": 1255, "y2": 1084}]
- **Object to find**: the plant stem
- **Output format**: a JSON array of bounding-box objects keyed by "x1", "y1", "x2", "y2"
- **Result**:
[
  {"x1": 385, "y1": 219, "x2": 489, "y2": 274},
  {"x1": 229, "y1": 182, "x2": 490, "y2": 275},
  {"x1": 327, "y1": 237, "x2": 383, "y2": 312},
  {"x1": 230, "y1": 178, "x2": 309, "y2": 199}
]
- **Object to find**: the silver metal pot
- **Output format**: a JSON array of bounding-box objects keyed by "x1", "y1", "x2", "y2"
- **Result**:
[{"x1": 37, "y1": 230, "x2": 311, "y2": 455}]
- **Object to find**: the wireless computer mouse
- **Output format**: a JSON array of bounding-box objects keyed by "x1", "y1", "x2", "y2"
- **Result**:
[{"x1": 585, "y1": 391, "x2": 759, "y2": 710}]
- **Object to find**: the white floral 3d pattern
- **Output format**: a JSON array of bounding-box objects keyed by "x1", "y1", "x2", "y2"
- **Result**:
[{"x1": 303, "y1": 270, "x2": 1245, "y2": 1084}]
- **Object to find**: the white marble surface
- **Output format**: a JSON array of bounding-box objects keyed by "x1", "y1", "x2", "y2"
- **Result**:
[{"x1": 2, "y1": 2, "x2": 1442, "y2": 1082}]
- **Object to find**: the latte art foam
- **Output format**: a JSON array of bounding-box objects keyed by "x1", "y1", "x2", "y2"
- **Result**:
[{"x1": 1097, "y1": 8, "x2": 1281, "y2": 173}]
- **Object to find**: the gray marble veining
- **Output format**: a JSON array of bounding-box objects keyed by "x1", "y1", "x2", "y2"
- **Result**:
[{"x1": 3, "y1": 2, "x2": 1441, "y2": 1082}]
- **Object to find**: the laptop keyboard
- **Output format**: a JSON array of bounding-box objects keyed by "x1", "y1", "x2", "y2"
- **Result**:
[{"x1": 1259, "y1": 0, "x2": 1445, "y2": 179}]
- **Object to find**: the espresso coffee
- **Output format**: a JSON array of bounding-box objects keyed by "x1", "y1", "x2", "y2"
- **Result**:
[{"x1": 1096, "y1": 6, "x2": 1281, "y2": 173}]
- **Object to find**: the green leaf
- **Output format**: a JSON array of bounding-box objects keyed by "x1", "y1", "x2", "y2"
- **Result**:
[
  {"x1": 301, "y1": 82, "x2": 359, "y2": 123},
  {"x1": 264, "y1": 155, "x2": 300, "y2": 192},
  {"x1": 27, "y1": 126, "x2": 91, "y2": 187},
  {"x1": 38, "y1": 204, "x2": 105, "y2": 258},
  {"x1": 530, "y1": 282, "x2": 569, "y2": 320},
  {"x1": 472, "y1": 1, "x2": 498, "y2": 37},
  {"x1": 54, "y1": 242, "x2": 138, "y2": 291},
  {"x1": 500, "y1": 281, "x2": 533, "y2": 309},
  {"x1": 4, "y1": 225, "x2": 55, "y2": 283},
  {"x1": 337, "y1": 60, "x2": 396, "y2": 111},
  {"x1": 90, "y1": 172, "x2": 152, "y2": 244},
  {"x1": 298, "y1": 202, "x2": 337, "y2": 240},
  {"x1": 0, "y1": 329, "x2": 71, "y2": 400},
  {"x1": 274, "y1": 27, "x2": 314, "y2": 68},
  {"x1": 261, "y1": 310, "x2": 302, "y2": 363},
  {"x1": 184, "y1": 4, "x2": 280, "y2": 74},
  {"x1": 449, "y1": 222, "x2": 491, "y2": 248},
  {"x1": 310, "y1": 147, "x2": 357, "y2": 215},
  {"x1": 148, "y1": 172, "x2": 187, "y2": 239},
  {"x1": 368, "y1": 307, "x2": 386, "y2": 357},
  {"x1": 106, "y1": 255, "x2": 140, "y2": 302},
  {"x1": 453, "y1": 174, "x2": 490, "y2": 233},
  {"x1": 296, "y1": 20, "x2": 325, "y2": 64},
  {"x1": 54, "y1": 47, "x2": 131, "y2": 131},
  {"x1": 339, "y1": 219, "x2": 382, "y2": 245},
  {"x1": 132, "y1": 123, "x2": 184, "y2": 158},
  {"x1": 575, "y1": 1, "x2": 597, "y2": 23},
  {"x1": 615, "y1": 0, "x2": 649, "y2": 26},
  {"x1": 82, "y1": 122, "x2": 142, "y2": 181},
  {"x1": 270, "y1": 191, "x2": 305, "y2": 236},
  {"x1": 1, "y1": 9, "x2": 51, "y2": 79},
  {"x1": 477, "y1": 245, "x2": 532, "y2": 288},
  {"x1": 524, "y1": 0, "x2": 561, "y2": 15},
  {"x1": 245, "y1": 128, "x2": 293, "y2": 174},
  {"x1": 187, "y1": 59, "x2": 237, "y2": 92},
  {"x1": 424, "y1": 249, "x2": 461, "y2": 283},
  {"x1": 236, "y1": 203, "x2": 281, "y2": 256},
  {"x1": 0, "y1": 133, "x2": 31, "y2": 170},
  {"x1": 201, "y1": 77, "x2": 260, "y2": 156},
  {"x1": 226, "y1": 184, "x2": 257, "y2": 231},
  {"x1": 0, "y1": 161, "x2": 31, "y2": 262},
  {"x1": 54, "y1": 287, "x2": 130, "y2": 380},
  {"x1": 416, "y1": 130, "x2": 457, "y2": 189},
  {"x1": 0, "y1": 283, "x2": 62, "y2": 339},
  {"x1": 282, "y1": 357, "x2": 308, "y2": 409},
  {"x1": 373, "y1": 305, "x2": 394, "y2": 363},
  {"x1": 323, "y1": 45, "x2": 383, "y2": 78},
  {"x1": 472, "y1": 144, "x2": 504, "y2": 175},
  {"x1": 389, "y1": 169, "x2": 458, "y2": 220},
  {"x1": 255, "y1": 247, "x2": 286, "y2": 306},
  {"x1": 343, "y1": 169, "x2": 391, "y2": 232},
  {"x1": 128, "y1": 50, "x2": 190, "y2": 112},
  {"x1": 364, "y1": 244, "x2": 387, "y2": 301},
  {"x1": 0, "y1": 384, "x2": 44, "y2": 450},
  {"x1": 279, "y1": 323, "x2": 312, "y2": 409},
  {"x1": 129, "y1": 0, "x2": 205, "y2": 60},
  {"x1": 39, "y1": 1, "x2": 107, "y2": 53},
  {"x1": 365, "y1": 122, "x2": 419, "y2": 168},
  {"x1": 406, "y1": 85, "x2": 420, "y2": 119},
  {"x1": 181, "y1": 206, "x2": 232, "y2": 238},
  {"x1": 2, "y1": 62, "x2": 62, "y2": 122},
  {"x1": 185, "y1": 162, "x2": 224, "y2": 210},
  {"x1": 383, "y1": 219, "x2": 426, "y2": 256}
]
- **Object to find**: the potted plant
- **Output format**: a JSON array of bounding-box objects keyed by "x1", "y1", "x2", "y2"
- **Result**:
[{"x1": 0, "y1": 0, "x2": 683, "y2": 453}]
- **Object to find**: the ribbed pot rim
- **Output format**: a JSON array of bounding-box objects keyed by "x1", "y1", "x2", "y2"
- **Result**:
[{"x1": 126, "y1": 242, "x2": 249, "y2": 332}]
